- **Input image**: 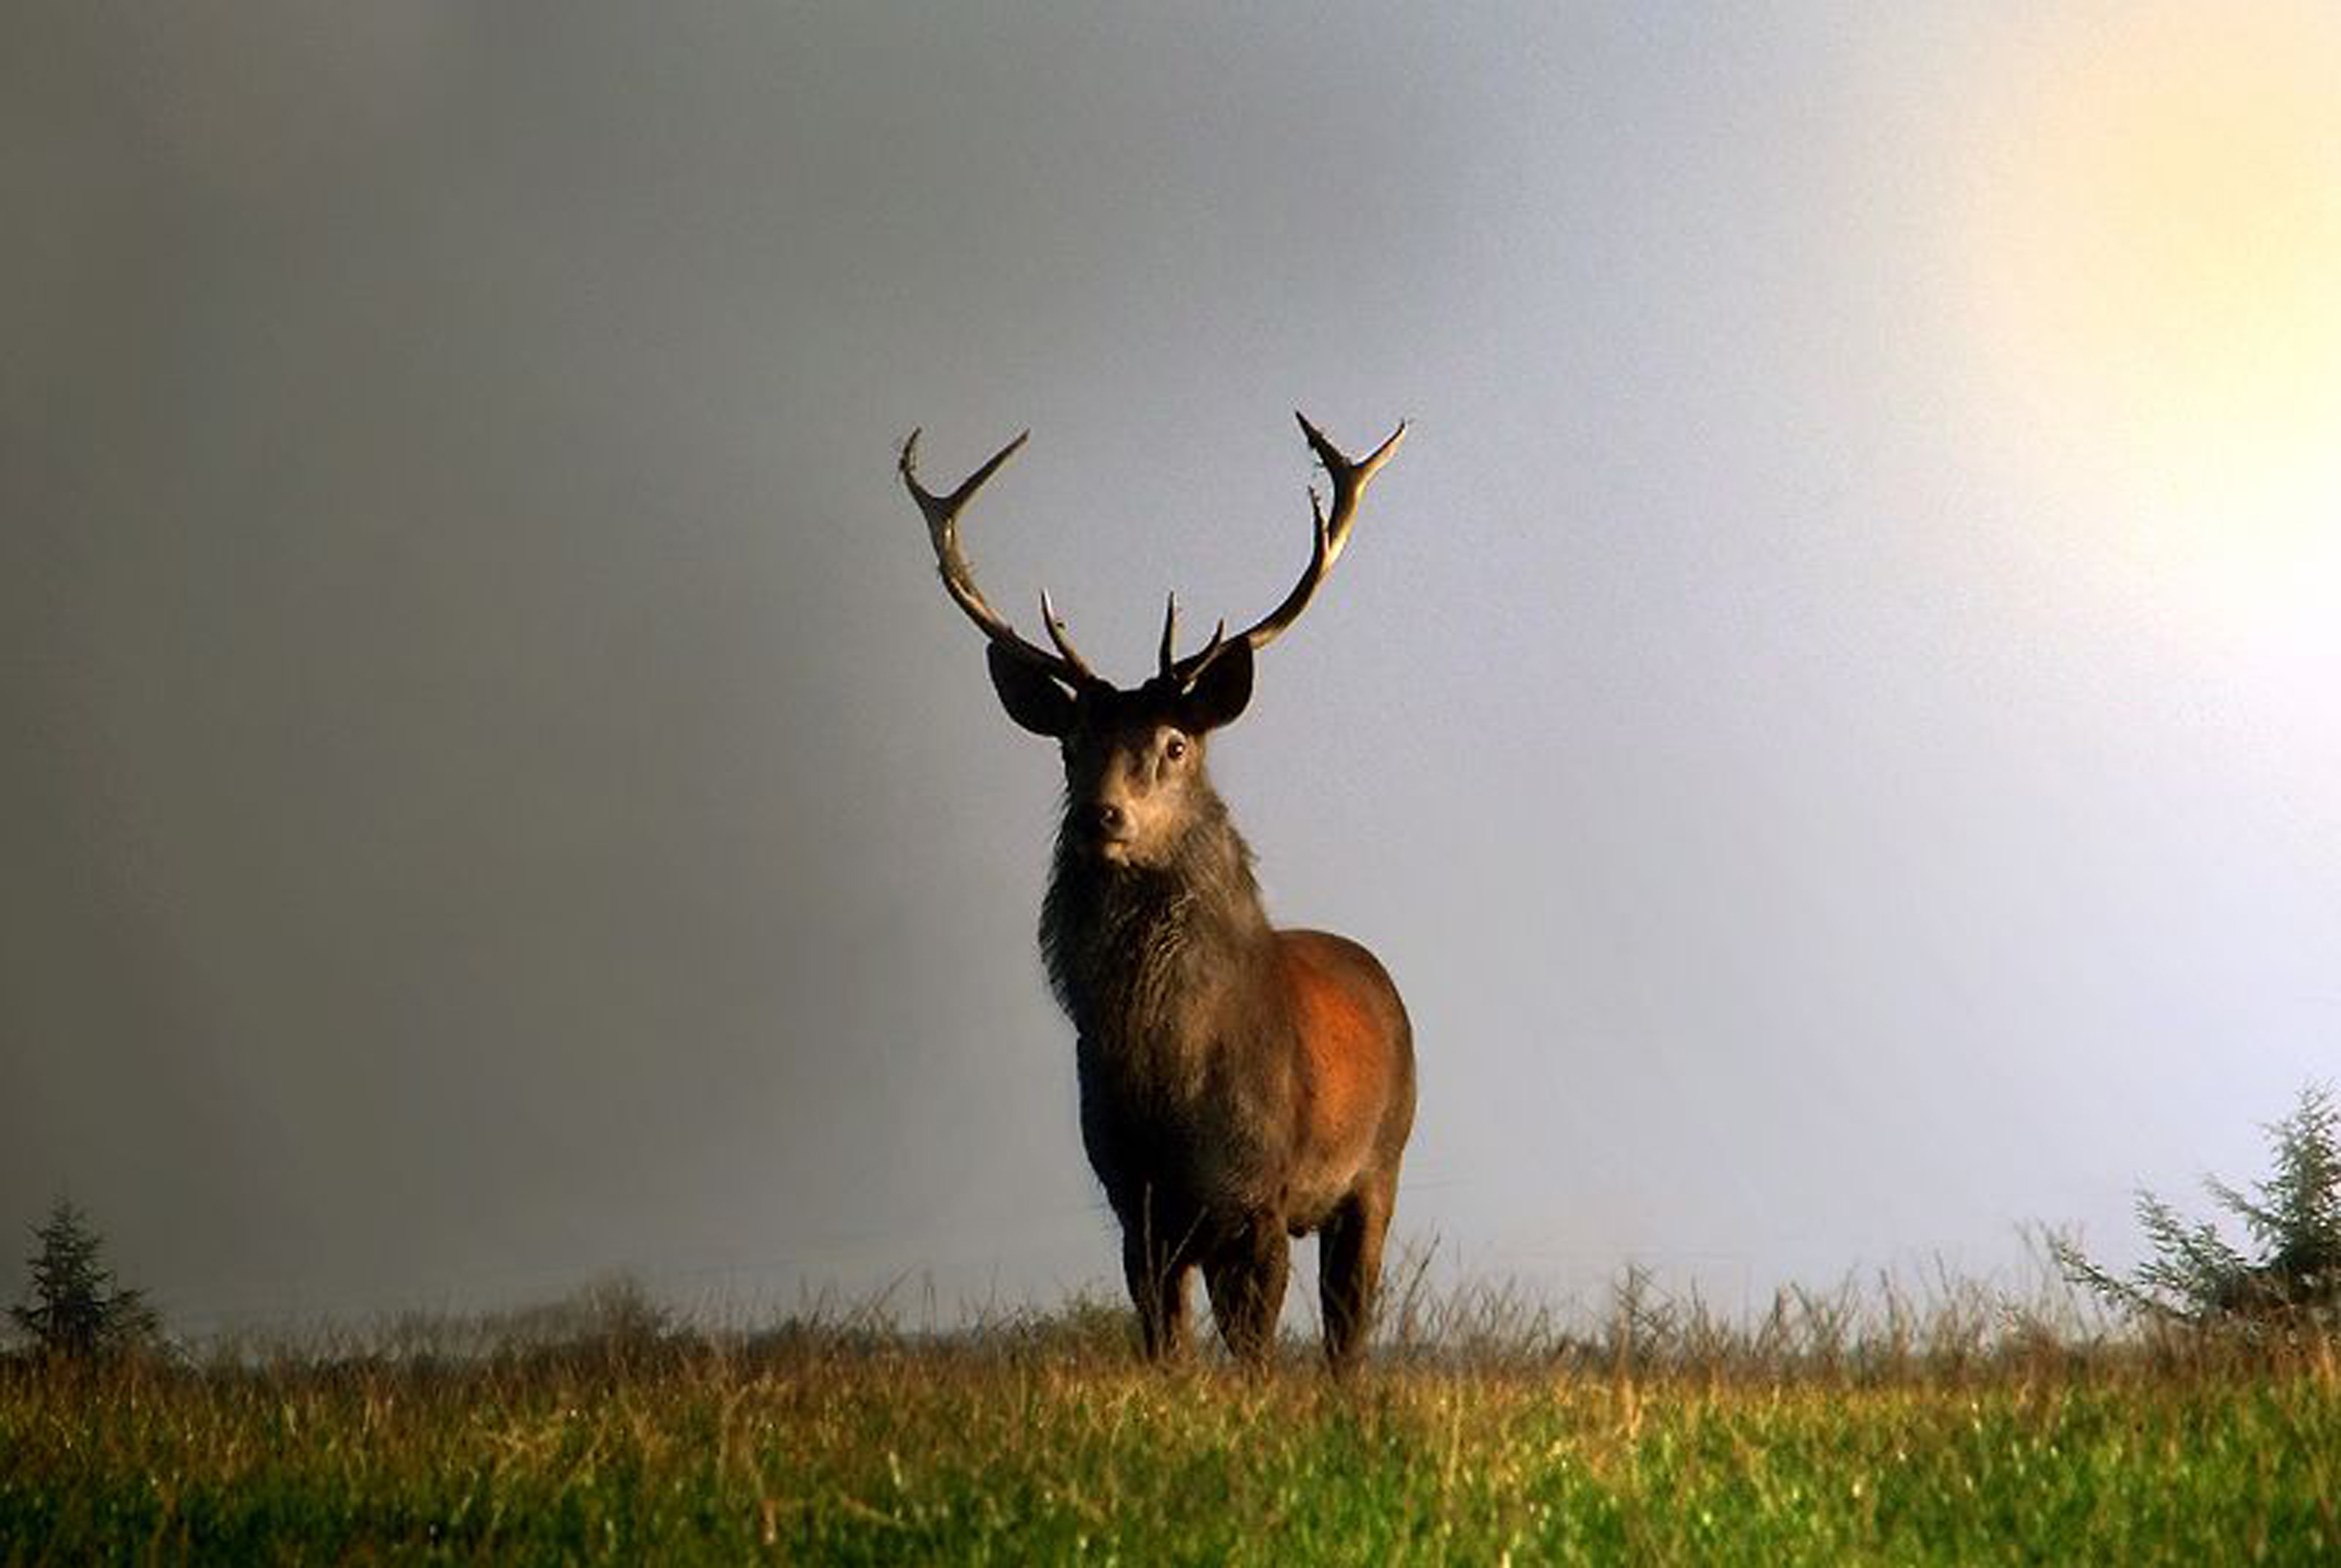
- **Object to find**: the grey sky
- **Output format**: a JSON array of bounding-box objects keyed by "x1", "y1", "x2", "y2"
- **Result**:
[{"x1": 6, "y1": 4, "x2": 2335, "y2": 1334}]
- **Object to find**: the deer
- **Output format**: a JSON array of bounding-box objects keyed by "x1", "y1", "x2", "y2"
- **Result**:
[{"x1": 899, "y1": 413, "x2": 1417, "y2": 1372}]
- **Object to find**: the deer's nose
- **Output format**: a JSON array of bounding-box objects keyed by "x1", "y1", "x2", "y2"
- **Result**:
[{"x1": 1095, "y1": 802, "x2": 1127, "y2": 836}]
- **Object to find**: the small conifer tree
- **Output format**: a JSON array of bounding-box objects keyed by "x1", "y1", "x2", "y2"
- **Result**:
[
  {"x1": 8, "y1": 1197, "x2": 161, "y2": 1359},
  {"x1": 2053, "y1": 1081, "x2": 2340, "y2": 1326}
]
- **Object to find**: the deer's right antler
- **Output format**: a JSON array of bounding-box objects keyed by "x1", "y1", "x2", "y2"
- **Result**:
[
  {"x1": 900, "y1": 428, "x2": 1102, "y2": 690},
  {"x1": 1163, "y1": 413, "x2": 1407, "y2": 687}
]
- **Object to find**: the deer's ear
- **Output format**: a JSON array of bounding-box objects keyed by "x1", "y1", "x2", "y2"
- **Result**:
[
  {"x1": 987, "y1": 643, "x2": 1078, "y2": 737},
  {"x1": 1177, "y1": 638, "x2": 1254, "y2": 733}
]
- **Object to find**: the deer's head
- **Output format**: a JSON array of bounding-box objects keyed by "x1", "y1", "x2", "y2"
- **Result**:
[{"x1": 901, "y1": 414, "x2": 1403, "y2": 868}]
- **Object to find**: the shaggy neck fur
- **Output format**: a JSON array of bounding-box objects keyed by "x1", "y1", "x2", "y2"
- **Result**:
[{"x1": 1039, "y1": 778, "x2": 1270, "y2": 1060}]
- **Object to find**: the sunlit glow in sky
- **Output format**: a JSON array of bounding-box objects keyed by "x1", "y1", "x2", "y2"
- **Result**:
[
  {"x1": 1970, "y1": 1, "x2": 2341, "y2": 621},
  {"x1": 6, "y1": 5, "x2": 2337, "y2": 1333}
]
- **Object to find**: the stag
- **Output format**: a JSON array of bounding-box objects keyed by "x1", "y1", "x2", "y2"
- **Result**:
[{"x1": 900, "y1": 414, "x2": 1416, "y2": 1371}]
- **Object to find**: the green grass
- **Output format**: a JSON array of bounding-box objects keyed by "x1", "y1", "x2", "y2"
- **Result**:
[{"x1": 4, "y1": 1301, "x2": 2338, "y2": 1564}]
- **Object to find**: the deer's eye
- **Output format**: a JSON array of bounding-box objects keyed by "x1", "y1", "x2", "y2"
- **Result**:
[{"x1": 1164, "y1": 735, "x2": 1188, "y2": 763}]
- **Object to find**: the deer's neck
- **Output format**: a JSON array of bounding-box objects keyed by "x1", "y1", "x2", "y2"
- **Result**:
[{"x1": 1039, "y1": 792, "x2": 1269, "y2": 1052}]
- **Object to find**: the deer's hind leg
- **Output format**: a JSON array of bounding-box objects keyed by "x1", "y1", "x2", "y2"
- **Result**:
[{"x1": 1319, "y1": 1178, "x2": 1394, "y2": 1374}]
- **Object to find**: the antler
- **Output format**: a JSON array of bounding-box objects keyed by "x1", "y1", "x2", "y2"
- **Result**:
[
  {"x1": 900, "y1": 428, "x2": 1101, "y2": 687},
  {"x1": 1165, "y1": 412, "x2": 1407, "y2": 685}
]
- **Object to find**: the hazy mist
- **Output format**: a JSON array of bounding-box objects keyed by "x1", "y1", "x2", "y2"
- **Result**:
[{"x1": 6, "y1": 4, "x2": 2335, "y2": 1335}]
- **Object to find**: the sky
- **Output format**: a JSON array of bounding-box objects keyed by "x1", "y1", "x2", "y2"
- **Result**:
[{"x1": 4, "y1": 3, "x2": 2336, "y2": 1338}]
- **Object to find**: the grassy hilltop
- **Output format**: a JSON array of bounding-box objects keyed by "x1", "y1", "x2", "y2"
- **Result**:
[{"x1": 5, "y1": 1282, "x2": 2337, "y2": 1564}]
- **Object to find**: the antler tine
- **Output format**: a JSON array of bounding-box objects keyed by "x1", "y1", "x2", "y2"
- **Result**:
[
  {"x1": 1157, "y1": 592, "x2": 1179, "y2": 680},
  {"x1": 900, "y1": 427, "x2": 1096, "y2": 686},
  {"x1": 1169, "y1": 413, "x2": 1406, "y2": 684},
  {"x1": 1039, "y1": 590, "x2": 1099, "y2": 684}
]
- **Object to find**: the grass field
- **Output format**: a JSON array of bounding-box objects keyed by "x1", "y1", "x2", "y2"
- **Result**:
[{"x1": 5, "y1": 1282, "x2": 2338, "y2": 1564}]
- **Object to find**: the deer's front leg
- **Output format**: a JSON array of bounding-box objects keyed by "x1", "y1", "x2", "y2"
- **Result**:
[{"x1": 1120, "y1": 1214, "x2": 1193, "y2": 1362}]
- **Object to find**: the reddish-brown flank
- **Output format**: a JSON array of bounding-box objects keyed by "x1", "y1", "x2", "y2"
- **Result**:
[{"x1": 1278, "y1": 931, "x2": 1401, "y2": 1154}]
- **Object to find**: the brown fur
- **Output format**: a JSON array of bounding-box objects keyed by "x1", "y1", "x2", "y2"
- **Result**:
[
  {"x1": 1028, "y1": 673, "x2": 1415, "y2": 1371},
  {"x1": 904, "y1": 414, "x2": 1417, "y2": 1369}
]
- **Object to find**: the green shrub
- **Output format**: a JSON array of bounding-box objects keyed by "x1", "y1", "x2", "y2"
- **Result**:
[
  {"x1": 2053, "y1": 1081, "x2": 2340, "y2": 1327},
  {"x1": 8, "y1": 1197, "x2": 161, "y2": 1362}
]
